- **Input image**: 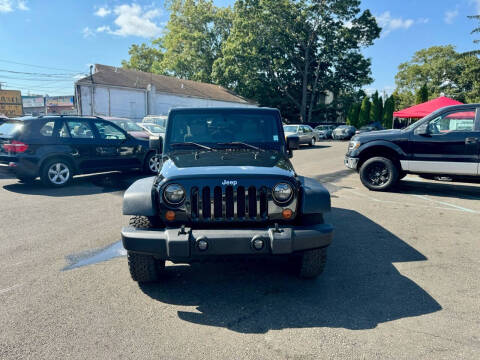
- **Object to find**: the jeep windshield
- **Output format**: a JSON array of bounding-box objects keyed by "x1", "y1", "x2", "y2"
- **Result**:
[{"x1": 165, "y1": 111, "x2": 282, "y2": 152}]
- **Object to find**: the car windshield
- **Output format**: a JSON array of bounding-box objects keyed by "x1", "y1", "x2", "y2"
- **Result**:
[
  {"x1": 283, "y1": 125, "x2": 298, "y2": 133},
  {"x1": 143, "y1": 124, "x2": 165, "y2": 133},
  {"x1": 167, "y1": 112, "x2": 281, "y2": 151},
  {"x1": 112, "y1": 120, "x2": 142, "y2": 132},
  {"x1": 144, "y1": 117, "x2": 167, "y2": 127},
  {"x1": 0, "y1": 121, "x2": 24, "y2": 138}
]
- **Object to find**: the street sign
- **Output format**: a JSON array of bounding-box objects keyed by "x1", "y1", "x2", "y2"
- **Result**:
[{"x1": 0, "y1": 90, "x2": 23, "y2": 117}]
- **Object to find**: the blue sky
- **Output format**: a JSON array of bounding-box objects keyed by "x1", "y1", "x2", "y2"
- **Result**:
[{"x1": 0, "y1": 0, "x2": 479, "y2": 96}]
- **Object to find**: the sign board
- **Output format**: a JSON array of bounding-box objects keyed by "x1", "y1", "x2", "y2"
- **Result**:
[
  {"x1": 0, "y1": 90, "x2": 23, "y2": 117},
  {"x1": 46, "y1": 96, "x2": 74, "y2": 107},
  {"x1": 22, "y1": 96, "x2": 44, "y2": 108}
]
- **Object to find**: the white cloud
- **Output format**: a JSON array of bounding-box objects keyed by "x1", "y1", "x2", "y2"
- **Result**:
[
  {"x1": 445, "y1": 9, "x2": 459, "y2": 24},
  {"x1": 82, "y1": 27, "x2": 95, "y2": 38},
  {"x1": 375, "y1": 12, "x2": 429, "y2": 37},
  {"x1": 94, "y1": 6, "x2": 111, "y2": 17},
  {"x1": 98, "y1": 3, "x2": 163, "y2": 38},
  {"x1": 0, "y1": 0, "x2": 28, "y2": 13}
]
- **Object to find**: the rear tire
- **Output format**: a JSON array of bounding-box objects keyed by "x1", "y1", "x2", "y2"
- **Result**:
[
  {"x1": 40, "y1": 158, "x2": 73, "y2": 187},
  {"x1": 359, "y1": 156, "x2": 399, "y2": 191},
  {"x1": 144, "y1": 152, "x2": 160, "y2": 174},
  {"x1": 294, "y1": 248, "x2": 327, "y2": 279},
  {"x1": 127, "y1": 216, "x2": 165, "y2": 283}
]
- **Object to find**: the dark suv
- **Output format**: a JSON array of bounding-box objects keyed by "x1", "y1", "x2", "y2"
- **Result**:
[
  {"x1": 345, "y1": 104, "x2": 480, "y2": 191},
  {"x1": 0, "y1": 116, "x2": 159, "y2": 187},
  {"x1": 121, "y1": 108, "x2": 333, "y2": 282}
]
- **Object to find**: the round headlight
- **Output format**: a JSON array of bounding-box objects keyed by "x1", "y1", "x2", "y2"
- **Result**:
[
  {"x1": 163, "y1": 184, "x2": 185, "y2": 204},
  {"x1": 273, "y1": 183, "x2": 293, "y2": 203}
]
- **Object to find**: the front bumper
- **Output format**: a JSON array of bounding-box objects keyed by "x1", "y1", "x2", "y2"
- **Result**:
[
  {"x1": 344, "y1": 156, "x2": 359, "y2": 170},
  {"x1": 122, "y1": 223, "x2": 333, "y2": 261}
]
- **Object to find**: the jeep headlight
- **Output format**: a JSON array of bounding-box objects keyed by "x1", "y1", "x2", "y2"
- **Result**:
[
  {"x1": 348, "y1": 140, "x2": 361, "y2": 151},
  {"x1": 273, "y1": 183, "x2": 293, "y2": 203},
  {"x1": 163, "y1": 184, "x2": 185, "y2": 204}
]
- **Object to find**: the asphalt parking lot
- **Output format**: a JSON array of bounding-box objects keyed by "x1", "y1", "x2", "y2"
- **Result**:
[{"x1": 1, "y1": 140, "x2": 480, "y2": 360}]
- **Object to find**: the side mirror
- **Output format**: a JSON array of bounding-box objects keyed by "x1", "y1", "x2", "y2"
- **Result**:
[
  {"x1": 286, "y1": 136, "x2": 299, "y2": 158},
  {"x1": 149, "y1": 136, "x2": 163, "y2": 154},
  {"x1": 415, "y1": 123, "x2": 429, "y2": 136}
]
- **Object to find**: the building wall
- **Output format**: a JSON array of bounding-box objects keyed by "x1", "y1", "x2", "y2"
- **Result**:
[{"x1": 78, "y1": 84, "x2": 255, "y2": 121}]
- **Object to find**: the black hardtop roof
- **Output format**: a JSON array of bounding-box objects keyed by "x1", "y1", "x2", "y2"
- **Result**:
[{"x1": 168, "y1": 107, "x2": 279, "y2": 115}]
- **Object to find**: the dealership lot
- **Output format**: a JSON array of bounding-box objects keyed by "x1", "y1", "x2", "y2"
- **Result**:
[{"x1": 1, "y1": 141, "x2": 480, "y2": 360}]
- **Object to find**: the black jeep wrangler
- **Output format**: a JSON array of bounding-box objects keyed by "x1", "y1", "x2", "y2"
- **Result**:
[{"x1": 121, "y1": 108, "x2": 333, "y2": 282}]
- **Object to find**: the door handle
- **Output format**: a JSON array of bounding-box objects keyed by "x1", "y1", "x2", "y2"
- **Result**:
[{"x1": 465, "y1": 137, "x2": 478, "y2": 144}]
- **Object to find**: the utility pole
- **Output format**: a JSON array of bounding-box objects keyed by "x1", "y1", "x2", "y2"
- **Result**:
[{"x1": 44, "y1": 94, "x2": 48, "y2": 115}]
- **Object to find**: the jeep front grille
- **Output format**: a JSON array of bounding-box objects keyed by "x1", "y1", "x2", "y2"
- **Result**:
[{"x1": 190, "y1": 186, "x2": 268, "y2": 221}]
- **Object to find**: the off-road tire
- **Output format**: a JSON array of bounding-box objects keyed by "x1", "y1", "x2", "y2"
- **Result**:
[
  {"x1": 359, "y1": 156, "x2": 399, "y2": 191},
  {"x1": 127, "y1": 216, "x2": 165, "y2": 283},
  {"x1": 296, "y1": 248, "x2": 327, "y2": 279}
]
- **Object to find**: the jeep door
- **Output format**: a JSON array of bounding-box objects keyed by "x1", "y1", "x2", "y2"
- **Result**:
[
  {"x1": 91, "y1": 120, "x2": 142, "y2": 170},
  {"x1": 409, "y1": 107, "x2": 480, "y2": 175}
]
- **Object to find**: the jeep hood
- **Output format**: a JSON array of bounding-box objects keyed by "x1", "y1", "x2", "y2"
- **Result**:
[{"x1": 159, "y1": 150, "x2": 295, "y2": 180}]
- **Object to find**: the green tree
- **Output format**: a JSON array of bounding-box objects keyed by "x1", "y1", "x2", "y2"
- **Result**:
[
  {"x1": 358, "y1": 96, "x2": 371, "y2": 127},
  {"x1": 415, "y1": 83, "x2": 429, "y2": 104},
  {"x1": 212, "y1": 0, "x2": 380, "y2": 122},
  {"x1": 369, "y1": 91, "x2": 382, "y2": 123},
  {"x1": 121, "y1": 43, "x2": 163, "y2": 73},
  {"x1": 382, "y1": 95, "x2": 394, "y2": 128},
  {"x1": 463, "y1": 15, "x2": 480, "y2": 56},
  {"x1": 394, "y1": 45, "x2": 480, "y2": 103},
  {"x1": 346, "y1": 103, "x2": 361, "y2": 127}
]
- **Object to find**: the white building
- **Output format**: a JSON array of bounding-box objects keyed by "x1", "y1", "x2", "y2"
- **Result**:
[{"x1": 75, "y1": 64, "x2": 256, "y2": 121}]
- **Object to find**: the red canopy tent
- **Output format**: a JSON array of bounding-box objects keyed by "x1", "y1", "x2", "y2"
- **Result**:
[{"x1": 393, "y1": 96, "x2": 463, "y2": 119}]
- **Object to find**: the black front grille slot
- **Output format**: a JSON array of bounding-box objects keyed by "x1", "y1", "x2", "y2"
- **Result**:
[
  {"x1": 202, "y1": 187, "x2": 211, "y2": 218},
  {"x1": 191, "y1": 187, "x2": 199, "y2": 218},
  {"x1": 214, "y1": 186, "x2": 222, "y2": 218},
  {"x1": 225, "y1": 186, "x2": 234, "y2": 218},
  {"x1": 237, "y1": 186, "x2": 245, "y2": 218},
  {"x1": 248, "y1": 187, "x2": 257, "y2": 218},
  {"x1": 260, "y1": 188, "x2": 268, "y2": 218}
]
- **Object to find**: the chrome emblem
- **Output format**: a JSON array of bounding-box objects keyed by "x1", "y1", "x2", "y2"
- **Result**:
[{"x1": 222, "y1": 180, "x2": 238, "y2": 186}]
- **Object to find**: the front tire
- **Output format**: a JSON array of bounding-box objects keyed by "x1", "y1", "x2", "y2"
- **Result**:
[
  {"x1": 144, "y1": 152, "x2": 160, "y2": 174},
  {"x1": 359, "y1": 156, "x2": 399, "y2": 191},
  {"x1": 309, "y1": 137, "x2": 316, "y2": 147},
  {"x1": 127, "y1": 216, "x2": 165, "y2": 283},
  {"x1": 294, "y1": 248, "x2": 327, "y2": 279},
  {"x1": 40, "y1": 159, "x2": 73, "y2": 187}
]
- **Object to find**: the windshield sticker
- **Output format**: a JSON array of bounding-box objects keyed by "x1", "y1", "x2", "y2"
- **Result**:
[{"x1": 273, "y1": 135, "x2": 279, "y2": 141}]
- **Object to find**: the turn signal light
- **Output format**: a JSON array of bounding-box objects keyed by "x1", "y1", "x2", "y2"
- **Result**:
[
  {"x1": 282, "y1": 209, "x2": 293, "y2": 219},
  {"x1": 165, "y1": 210, "x2": 176, "y2": 221}
]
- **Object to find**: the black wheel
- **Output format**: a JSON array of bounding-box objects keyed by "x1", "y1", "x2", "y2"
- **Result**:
[
  {"x1": 40, "y1": 158, "x2": 73, "y2": 187},
  {"x1": 359, "y1": 157, "x2": 399, "y2": 191},
  {"x1": 293, "y1": 248, "x2": 327, "y2": 279},
  {"x1": 144, "y1": 152, "x2": 160, "y2": 174},
  {"x1": 17, "y1": 176, "x2": 36, "y2": 184},
  {"x1": 309, "y1": 137, "x2": 316, "y2": 147},
  {"x1": 127, "y1": 216, "x2": 165, "y2": 283}
]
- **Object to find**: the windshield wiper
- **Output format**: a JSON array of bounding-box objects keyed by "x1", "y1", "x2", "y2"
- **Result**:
[
  {"x1": 170, "y1": 142, "x2": 215, "y2": 151},
  {"x1": 218, "y1": 142, "x2": 265, "y2": 152}
]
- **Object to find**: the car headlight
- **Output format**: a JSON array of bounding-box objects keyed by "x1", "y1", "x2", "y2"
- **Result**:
[
  {"x1": 163, "y1": 184, "x2": 185, "y2": 204},
  {"x1": 273, "y1": 182, "x2": 293, "y2": 203},
  {"x1": 348, "y1": 140, "x2": 361, "y2": 151}
]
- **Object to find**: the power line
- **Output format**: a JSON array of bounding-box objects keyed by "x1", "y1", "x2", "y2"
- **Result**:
[
  {"x1": 0, "y1": 58, "x2": 84, "y2": 73},
  {"x1": 0, "y1": 69, "x2": 79, "y2": 77}
]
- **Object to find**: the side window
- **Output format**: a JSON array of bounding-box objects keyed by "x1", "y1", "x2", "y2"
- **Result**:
[
  {"x1": 39, "y1": 121, "x2": 55, "y2": 137},
  {"x1": 59, "y1": 122, "x2": 70, "y2": 138},
  {"x1": 305, "y1": 126, "x2": 312, "y2": 133},
  {"x1": 94, "y1": 122, "x2": 126, "y2": 140},
  {"x1": 66, "y1": 120, "x2": 94, "y2": 139},
  {"x1": 428, "y1": 110, "x2": 476, "y2": 135}
]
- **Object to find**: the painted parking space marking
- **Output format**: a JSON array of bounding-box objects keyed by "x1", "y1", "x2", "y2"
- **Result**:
[{"x1": 412, "y1": 194, "x2": 478, "y2": 214}]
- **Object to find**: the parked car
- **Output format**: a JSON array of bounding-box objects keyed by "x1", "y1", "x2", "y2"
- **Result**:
[
  {"x1": 355, "y1": 122, "x2": 384, "y2": 135},
  {"x1": 332, "y1": 125, "x2": 356, "y2": 140},
  {"x1": 121, "y1": 107, "x2": 333, "y2": 282},
  {"x1": 283, "y1": 124, "x2": 319, "y2": 147},
  {"x1": 142, "y1": 115, "x2": 168, "y2": 128},
  {"x1": 314, "y1": 124, "x2": 336, "y2": 139},
  {"x1": 0, "y1": 116, "x2": 160, "y2": 187},
  {"x1": 103, "y1": 117, "x2": 150, "y2": 140},
  {"x1": 344, "y1": 104, "x2": 480, "y2": 191},
  {"x1": 138, "y1": 123, "x2": 165, "y2": 136}
]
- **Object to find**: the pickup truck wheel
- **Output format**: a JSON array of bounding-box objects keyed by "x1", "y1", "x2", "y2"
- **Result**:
[
  {"x1": 359, "y1": 156, "x2": 399, "y2": 191},
  {"x1": 295, "y1": 248, "x2": 327, "y2": 279},
  {"x1": 127, "y1": 216, "x2": 165, "y2": 283}
]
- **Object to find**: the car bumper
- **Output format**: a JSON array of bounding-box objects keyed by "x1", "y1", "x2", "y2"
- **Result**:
[
  {"x1": 344, "y1": 156, "x2": 359, "y2": 170},
  {"x1": 122, "y1": 223, "x2": 333, "y2": 260}
]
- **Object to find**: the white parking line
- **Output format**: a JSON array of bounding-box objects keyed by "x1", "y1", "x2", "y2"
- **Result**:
[
  {"x1": 0, "y1": 283, "x2": 22, "y2": 295},
  {"x1": 412, "y1": 195, "x2": 478, "y2": 214}
]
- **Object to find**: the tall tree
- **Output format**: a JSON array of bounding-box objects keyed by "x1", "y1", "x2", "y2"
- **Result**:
[
  {"x1": 415, "y1": 83, "x2": 429, "y2": 104},
  {"x1": 346, "y1": 103, "x2": 361, "y2": 127},
  {"x1": 382, "y1": 95, "x2": 394, "y2": 128},
  {"x1": 369, "y1": 91, "x2": 382, "y2": 123},
  {"x1": 358, "y1": 96, "x2": 371, "y2": 127},
  {"x1": 463, "y1": 14, "x2": 480, "y2": 56},
  {"x1": 213, "y1": 0, "x2": 380, "y2": 122},
  {"x1": 121, "y1": 43, "x2": 163, "y2": 73}
]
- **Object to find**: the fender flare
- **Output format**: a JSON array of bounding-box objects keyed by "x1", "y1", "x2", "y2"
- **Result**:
[
  {"x1": 123, "y1": 176, "x2": 158, "y2": 216},
  {"x1": 358, "y1": 140, "x2": 407, "y2": 158},
  {"x1": 297, "y1": 176, "x2": 331, "y2": 215}
]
